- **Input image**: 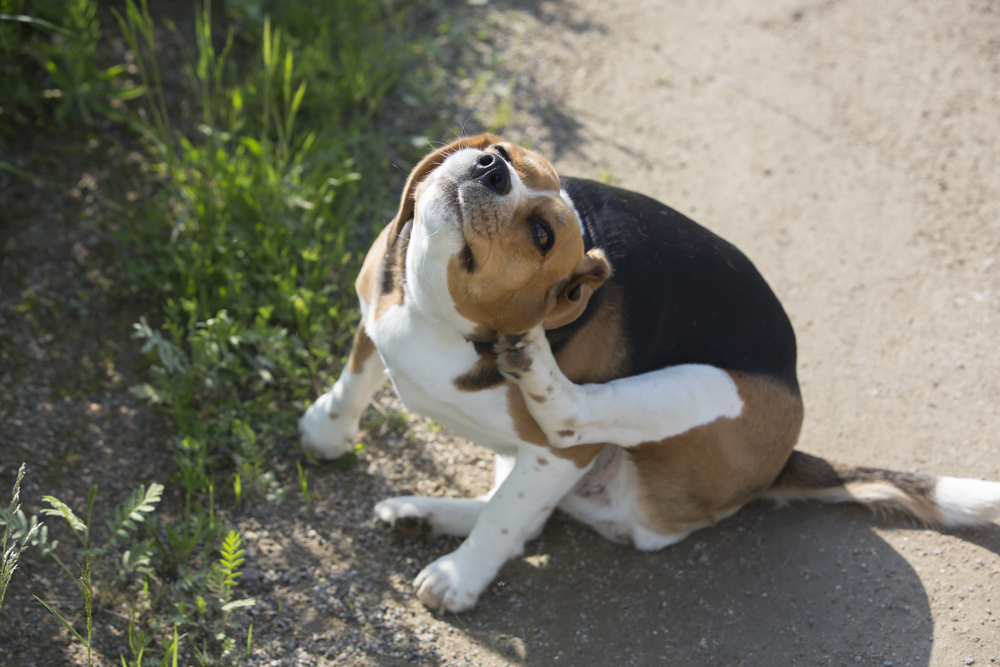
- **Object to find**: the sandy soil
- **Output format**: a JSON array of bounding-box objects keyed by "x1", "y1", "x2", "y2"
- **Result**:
[{"x1": 3, "y1": 1, "x2": 999, "y2": 666}]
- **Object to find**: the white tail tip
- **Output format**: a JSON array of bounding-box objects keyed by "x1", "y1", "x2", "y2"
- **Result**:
[{"x1": 934, "y1": 476, "x2": 1000, "y2": 527}]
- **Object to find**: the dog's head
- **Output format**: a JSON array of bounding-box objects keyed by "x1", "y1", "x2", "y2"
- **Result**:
[{"x1": 390, "y1": 134, "x2": 611, "y2": 334}]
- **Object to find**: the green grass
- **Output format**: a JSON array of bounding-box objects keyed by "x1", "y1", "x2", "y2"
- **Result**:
[
  {"x1": 0, "y1": 0, "x2": 143, "y2": 132},
  {"x1": 114, "y1": 0, "x2": 420, "y2": 658},
  {"x1": 1, "y1": 464, "x2": 38, "y2": 614},
  {"x1": 3, "y1": 0, "x2": 452, "y2": 661},
  {"x1": 116, "y1": 0, "x2": 415, "y2": 508}
]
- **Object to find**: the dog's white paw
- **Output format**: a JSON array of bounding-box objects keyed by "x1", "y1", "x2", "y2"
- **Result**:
[
  {"x1": 375, "y1": 496, "x2": 486, "y2": 537},
  {"x1": 413, "y1": 547, "x2": 497, "y2": 613},
  {"x1": 298, "y1": 391, "x2": 359, "y2": 460},
  {"x1": 374, "y1": 497, "x2": 429, "y2": 524}
]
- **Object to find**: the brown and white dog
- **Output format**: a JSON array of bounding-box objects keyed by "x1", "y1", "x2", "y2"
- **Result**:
[{"x1": 299, "y1": 134, "x2": 1000, "y2": 613}]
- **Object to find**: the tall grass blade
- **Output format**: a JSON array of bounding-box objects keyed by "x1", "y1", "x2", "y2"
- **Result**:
[{"x1": 34, "y1": 595, "x2": 90, "y2": 648}]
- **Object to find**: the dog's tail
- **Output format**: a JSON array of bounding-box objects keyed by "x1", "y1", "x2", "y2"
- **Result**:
[{"x1": 762, "y1": 451, "x2": 1000, "y2": 528}]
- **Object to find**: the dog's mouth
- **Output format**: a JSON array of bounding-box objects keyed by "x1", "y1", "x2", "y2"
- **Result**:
[{"x1": 438, "y1": 179, "x2": 464, "y2": 228}]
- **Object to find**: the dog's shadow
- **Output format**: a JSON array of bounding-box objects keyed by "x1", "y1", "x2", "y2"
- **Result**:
[{"x1": 442, "y1": 503, "x2": 1000, "y2": 666}]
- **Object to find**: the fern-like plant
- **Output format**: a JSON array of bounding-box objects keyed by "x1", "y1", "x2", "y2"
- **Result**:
[
  {"x1": 198, "y1": 530, "x2": 255, "y2": 664},
  {"x1": 34, "y1": 482, "x2": 163, "y2": 665},
  {"x1": 40, "y1": 481, "x2": 163, "y2": 574}
]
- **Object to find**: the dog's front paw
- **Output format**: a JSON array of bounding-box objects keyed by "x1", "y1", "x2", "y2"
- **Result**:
[
  {"x1": 298, "y1": 391, "x2": 359, "y2": 460},
  {"x1": 413, "y1": 547, "x2": 498, "y2": 613}
]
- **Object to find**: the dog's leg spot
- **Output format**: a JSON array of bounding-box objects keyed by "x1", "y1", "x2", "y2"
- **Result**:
[
  {"x1": 546, "y1": 385, "x2": 554, "y2": 394},
  {"x1": 518, "y1": 493, "x2": 524, "y2": 498},
  {"x1": 556, "y1": 429, "x2": 575, "y2": 438},
  {"x1": 501, "y1": 528, "x2": 509, "y2": 535},
  {"x1": 537, "y1": 457, "x2": 549, "y2": 466},
  {"x1": 528, "y1": 393, "x2": 547, "y2": 403},
  {"x1": 542, "y1": 505, "x2": 551, "y2": 511},
  {"x1": 327, "y1": 412, "x2": 340, "y2": 420}
]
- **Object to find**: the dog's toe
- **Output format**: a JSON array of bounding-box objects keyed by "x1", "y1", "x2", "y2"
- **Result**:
[{"x1": 413, "y1": 549, "x2": 491, "y2": 613}]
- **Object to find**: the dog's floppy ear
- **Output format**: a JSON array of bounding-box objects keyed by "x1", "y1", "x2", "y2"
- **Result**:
[
  {"x1": 386, "y1": 133, "x2": 502, "y2": 249},
  {"x1": 543, "y1": 248, "x2": 612, "y2": 329}
]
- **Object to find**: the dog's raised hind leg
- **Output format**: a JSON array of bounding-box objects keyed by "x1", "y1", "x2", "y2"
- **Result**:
[{"x1": 497, "y1": 325, "x2": 743, "y2": 449}]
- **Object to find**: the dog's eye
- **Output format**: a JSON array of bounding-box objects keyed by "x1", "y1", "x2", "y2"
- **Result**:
[
  {"x1": 532, "y1": 217, "x2": 553, "y2": 252},
  {"x1": 494, "y1": 145, "x2": 511, "y2": 163}
]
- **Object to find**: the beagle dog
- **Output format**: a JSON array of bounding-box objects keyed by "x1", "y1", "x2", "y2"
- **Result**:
[{"x1": 299, "y1": 134, "x2": 1000, "y2": 613}]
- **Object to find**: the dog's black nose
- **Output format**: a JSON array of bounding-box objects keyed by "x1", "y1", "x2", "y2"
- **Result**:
[{"x1": 470, "y1": 152, "x2": 511, "y2": 195}]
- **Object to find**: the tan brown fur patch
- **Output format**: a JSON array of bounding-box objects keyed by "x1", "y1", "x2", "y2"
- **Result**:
[
  {"x1": 355, "y1": 220, "x2": 409, "y2": 321},
  {"x1": 506, "y1": 384, "x2": 548, "y2": 446},
  {"x1": 552, "y1": 284, "x2": 628, "y2": 384},
  {"x1": 453, "y1": 353, "x2": 505, "y2": 392},
  {"x1": 355, "y1": 224, "x2": 390, "y2": 306},
  {"x1": 504, "y1": 384, "x2": 605, "y2": 468},
  {"x1": 374, "y1": 220, "x2": 410, "y2": 320},
  {"x1": 549, "y1": 442, "x2": 606, "y2": 468},
  {"x1": 347, "y1": 323, "x2": 376, "y2": 375},
  {"x1": 629, "y1": 371, "x2": 804, "y2": 536},
  {"x1": 453, "y1": 326, "x2": 505, "y2": 392},
  {"x1": 764, "y1": 450, "x2": 942, "y2": 525}
]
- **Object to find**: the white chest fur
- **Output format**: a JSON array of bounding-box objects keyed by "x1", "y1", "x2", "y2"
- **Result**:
[{"x1": 365, "y1": 302, "x2": 519, "y2": 452}]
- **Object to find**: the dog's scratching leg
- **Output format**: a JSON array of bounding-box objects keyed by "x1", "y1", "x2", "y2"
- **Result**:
[{"x1": 499, "y1": 325, "x2": 743, "y2": 449}]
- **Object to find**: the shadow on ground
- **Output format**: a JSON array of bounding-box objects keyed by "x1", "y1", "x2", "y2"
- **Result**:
[{"x1": 344, "y1": 495, "x2": 941, "y2": 666}]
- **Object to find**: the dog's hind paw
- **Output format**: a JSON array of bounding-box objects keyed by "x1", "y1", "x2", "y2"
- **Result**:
[
  {"x1": 495, "y1": 332, "x2": 532, "y2": 377},
  {"x1": 374, "y1": 496, "x2": 486, "y2": 537},
  {"x1": 413, "y1": 546, "x2": 498, "y2": 613}
]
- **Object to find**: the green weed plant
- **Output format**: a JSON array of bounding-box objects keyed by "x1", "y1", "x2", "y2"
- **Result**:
[
  {"x1": 119, "y1": 0, "x2": 407, "y2": 509},
  {"x1": 0, "y1": 0, "x2": 143, "y2": 130}
]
